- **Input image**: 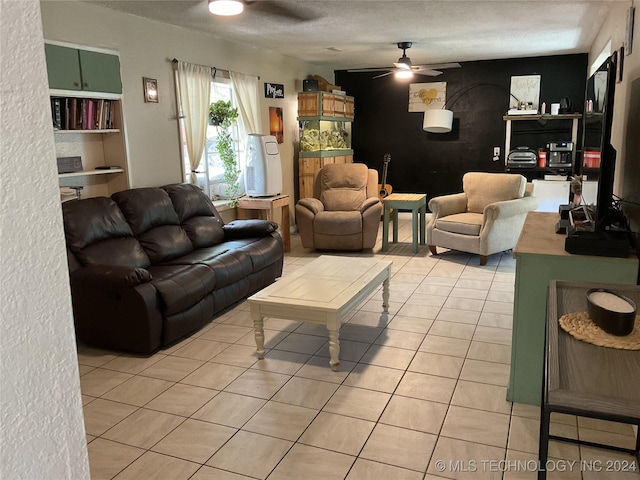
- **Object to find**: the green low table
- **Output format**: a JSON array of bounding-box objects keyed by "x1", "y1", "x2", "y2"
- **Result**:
[{"x1": 382, "y1": 193, "x2": 427, "y2": 253}]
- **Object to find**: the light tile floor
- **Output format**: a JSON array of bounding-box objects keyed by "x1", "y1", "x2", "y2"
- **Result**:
[{"x1": 79, "y1": 215, "x2": 639, "y2": 480}]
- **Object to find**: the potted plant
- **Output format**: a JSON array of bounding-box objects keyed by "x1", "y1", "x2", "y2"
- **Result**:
[{"x1": 209, "y1": 100, "x2": 241, "y2": 201}]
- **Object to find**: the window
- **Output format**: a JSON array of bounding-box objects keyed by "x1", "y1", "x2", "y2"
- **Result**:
[{"x1": 181, "y1": 78, "x2": 243, "y2": 198}]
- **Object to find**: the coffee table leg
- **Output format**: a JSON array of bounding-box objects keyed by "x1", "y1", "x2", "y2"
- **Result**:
[
  {"x1": 328, "y1": 328, "x2": 340, "y2": 371},
  {"x1": 253, "y1": 315, "x2": 265, "y2": 359},
  {"x1": 382, "y1": 277, "x2": 390, "y2": 313}
]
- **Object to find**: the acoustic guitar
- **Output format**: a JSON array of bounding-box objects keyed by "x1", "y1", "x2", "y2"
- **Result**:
[{"x1": 378, "y1": 153, "x2": 392, "y2": 200}]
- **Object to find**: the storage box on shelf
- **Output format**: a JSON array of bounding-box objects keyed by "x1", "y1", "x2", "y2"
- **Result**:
[
  {"x1": 46, "y1": 41, "x2": 129, "y2": 200},
  {"x1": 297, "y1": 91, "x2": 355, "y2": 199}
]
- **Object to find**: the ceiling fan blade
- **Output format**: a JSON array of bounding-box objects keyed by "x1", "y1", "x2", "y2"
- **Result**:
[
  {"x1": 415, "y1": 69, "x2": 443, "y2": 77},
  {"x1": 245, "y1": 1, "x2": 317, "y2": 21},
  {"x1": 393, "y1": 62, "x2": 412, "y2": 70},
  {"x1": 413, "y1": 62, "x2": 462, "y2": 70},
  {"x1": 346, "y1": 67, "x2": 393, "y2": 73},
  {"x1": 372, "y1": 71, "x2": 394, "y2": 79}
]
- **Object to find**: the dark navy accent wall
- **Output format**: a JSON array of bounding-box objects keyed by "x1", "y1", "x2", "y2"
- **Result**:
[{"x1": 335, "y1": 54, "x2": 588, "y2": 202}]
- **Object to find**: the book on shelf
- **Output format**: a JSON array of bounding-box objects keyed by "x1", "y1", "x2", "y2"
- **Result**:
[
  {"x1": 51, "y1": 98, "x2": 62, "y2": 129},
  {"x1": 50, "y1": 97, "x2": 116, "y2": 131}
]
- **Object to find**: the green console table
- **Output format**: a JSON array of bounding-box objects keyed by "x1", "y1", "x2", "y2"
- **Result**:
[{"x1": 508, "y1": 212, "x2": 638, "y2": 406}]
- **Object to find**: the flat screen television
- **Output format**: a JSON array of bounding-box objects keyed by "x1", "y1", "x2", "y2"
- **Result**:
[{"x1": 582, "y1": 52, "x2": 617, "y2": 231}]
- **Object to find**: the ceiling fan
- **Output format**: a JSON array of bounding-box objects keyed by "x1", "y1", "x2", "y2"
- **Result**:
[
  {"x1": 208, "y1": 0, "x2": 317, "y2": 21},
  {"x1": 347, "y1": 42, "x2": 461, "y2": 79}
]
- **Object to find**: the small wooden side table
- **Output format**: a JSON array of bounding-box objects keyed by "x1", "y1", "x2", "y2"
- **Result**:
[
  {"x1": 382, "y1": 193, "x2": 427, "y2": 253},
  {"x1": 236, "y1": 194, "x2": 290, "y2": 252},
  {"x1": 538, "y1": 280, "x2": 640, "y2": 479}
]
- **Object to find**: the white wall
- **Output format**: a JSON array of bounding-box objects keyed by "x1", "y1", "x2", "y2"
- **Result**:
[
  {"x1": 40, "y1": 1, "x2": 336, "y2": 224},
  {"x1": 0, "y1": 1, "x2": 90, "y2": 478}
]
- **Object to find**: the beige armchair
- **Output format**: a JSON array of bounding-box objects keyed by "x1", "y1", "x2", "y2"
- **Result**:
[
  {"x1": 427, "y1": 172, "x2": 539, "y2": 265},
  {"x1": 296, "y1": 163, "x2": 382, "y2": 250}
]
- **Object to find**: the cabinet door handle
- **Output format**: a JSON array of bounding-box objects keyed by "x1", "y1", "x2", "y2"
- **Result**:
[
  {"x1": 83, "y1": 83, "x2": 89, "y2": 88},
  {"x1": 74, "y1": 82, "x2": 80, "y2": 87}
]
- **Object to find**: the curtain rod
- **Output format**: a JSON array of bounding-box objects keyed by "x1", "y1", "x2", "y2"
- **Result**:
[{"x1": 171, "y1": 58, "x2": 260, "y2": 80}]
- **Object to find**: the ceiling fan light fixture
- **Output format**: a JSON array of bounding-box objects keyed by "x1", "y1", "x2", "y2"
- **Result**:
[
  {"x1": 423, "y1": 109, "x2": 453, "y2": 133},
  {"x1": 395, "y1": 70, "x2": 413, "y2": 79},
  {"x1": 208, "y1": 0, "x2": 244, "y2": 16}
]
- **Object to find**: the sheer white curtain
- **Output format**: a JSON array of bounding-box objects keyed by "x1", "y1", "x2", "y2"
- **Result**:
[
  {"x1": 230, "y1": 71, "x2": 263, "y2": 158},
  {"x1": 176, "y1": 62, "x2": 211, "y2": 184}
]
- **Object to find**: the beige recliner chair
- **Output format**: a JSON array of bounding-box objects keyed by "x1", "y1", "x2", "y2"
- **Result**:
[
  {"x1": 427, "y1": 172, "x2": 539, "y2": 265},
  {"x1": 296, "y1": 163, "x2": 382, "y2": 250}
]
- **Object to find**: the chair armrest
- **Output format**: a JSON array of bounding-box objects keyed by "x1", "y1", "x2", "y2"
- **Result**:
[
  {"x1": 70, "y1": 265, "x2": 152, "y2": 289},
  {"x1": 223, "y1": 219, "x2": 278, "y2": 239},
  {"x1": 296, "y1": 197, "x2": 324, "y2": 215},
  {"x1": 428, "y1": 193, "x2": 468, "y2": 218},
  {"x1": 360, "y1": 197, "x2": 382, "y2": 213},
  {"x1": 484, "y1": 196, "x2": 540, "y2": 221}
]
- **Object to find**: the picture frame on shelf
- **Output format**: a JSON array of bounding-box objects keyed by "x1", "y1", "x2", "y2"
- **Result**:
[
  {"x1": 143, "y1": 77, "x2": 158, "y2": 103},
  {"x1": 509, "y1": 75, "x2": 541, "y2": 112}
]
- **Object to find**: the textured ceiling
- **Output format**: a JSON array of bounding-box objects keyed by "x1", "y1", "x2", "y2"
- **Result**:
[{"x1": 83, "y1": 0, "x2": 614, "y2": 69}]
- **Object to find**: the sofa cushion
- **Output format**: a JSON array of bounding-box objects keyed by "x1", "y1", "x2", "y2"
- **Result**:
[
  {"x1": 436, "y1": 212, "x2": 483, "y2": 236},
  {"x1": 163, "y1": 244, "x2": 254, "y2": 289},
  {"x1": 76, "y1": 237, "x2": 152, "y2": 268},
  {"x1": 319, "y1": 163, "x2": 368, "y2": 211},
  {"x1": 62, "y1": 197, "x2": 151, "y2": 268},
  {"x1": 162, "y1": 183, "x2": 220, "y2": 220},
  {"x1": 162, "y1": 183, "x2": 226, "y2": 248},
  {"x1": 138, "y1": 225, "x2": 196, "y2": 264},
  {"x1": 147, "y1": 264, "x2": 216, "y2": 315},
  {"x1": 182, "y1": 216, "x2": 225, "y2": 248},
  {"x1": 314, "y1": 211, "x2": 363, "y2": 235},
  {"x1": 112, "y1": 188, "x2": 194, "y2": 263},
  {"x1": 224, "y1": 236, "x2": 284, "y2": 272},
  {"x1": 464, "y1": 173, "x2": 526, "y2": 214}
]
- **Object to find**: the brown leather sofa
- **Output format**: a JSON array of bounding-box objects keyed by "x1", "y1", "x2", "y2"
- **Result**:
[{"x1": 62, "y1": 183, "x2": 283, "y2": 355}]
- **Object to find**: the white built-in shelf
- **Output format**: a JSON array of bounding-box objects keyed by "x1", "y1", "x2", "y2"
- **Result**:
[
  {"x1": 59, "y1": 168, "x2": 124, "y2": 178},
  {"x1": 53, "y1": 129, "x2": 120, "y2": 134}
]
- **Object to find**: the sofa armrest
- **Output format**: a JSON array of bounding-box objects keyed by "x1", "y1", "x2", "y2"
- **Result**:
[
  {"x1": 223, "y1": 219, "x2": 278, "y2": 240},
  {"x1": 360, "y1": 197, "x2": 382, "y2": 213},
  {"x1": 428, "y1": 193, "x2": 468, "y2": 219},
  {"x1": 70, "y1": 265, "x2": 152, "y2": 289},
  {"x1": 484, "y1": 196, "x2": 539, "y2": 221},
  {"x1": 296, "y1": 197, "x2": 324, "y2": 215}
]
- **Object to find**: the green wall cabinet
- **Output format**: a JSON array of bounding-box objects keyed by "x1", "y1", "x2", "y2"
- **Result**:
[{"x1": 45, "y1": 44, "x2": 122, "y2": 94}]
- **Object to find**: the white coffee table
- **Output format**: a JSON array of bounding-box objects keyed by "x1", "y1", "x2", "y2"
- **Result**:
[{"x1": 248, "y1": 255, "x2": 392, "y2": 371}]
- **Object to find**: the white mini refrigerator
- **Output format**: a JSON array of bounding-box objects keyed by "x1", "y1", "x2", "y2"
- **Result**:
[{"x1": 244, "y1": 134, "x2": 282, "y2": 197}]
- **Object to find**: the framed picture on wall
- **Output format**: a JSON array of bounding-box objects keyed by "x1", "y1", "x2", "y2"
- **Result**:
[
  {"x1": 143, "y1": 77, "x2": 158, "y2": 103},
  {"x1": 269, "y1": 107, "x2": 283, "y2": 143},
  {"x1": 408, "y1": 82, "x2": 446, "y2": 112}
]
